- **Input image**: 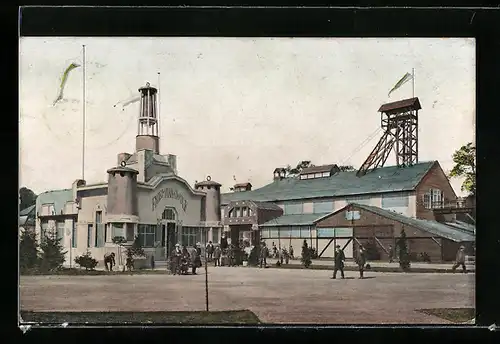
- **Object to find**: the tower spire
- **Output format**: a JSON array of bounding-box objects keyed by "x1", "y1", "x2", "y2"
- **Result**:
[{"x1": 136, "y1": 82, "x2": 160, "y2": 154}]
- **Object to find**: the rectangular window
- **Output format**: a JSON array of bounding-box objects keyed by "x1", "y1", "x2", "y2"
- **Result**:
[
  {"x1": 96, "y1": 211, "x2": 102, "y2": 223},
  {"x1": 313, "y1": 200, "x2": 334, "y2": 214},
  {"x1": 279, "y1": 226, "x2": 291, "y2": 237},
  {"x1": 181, "y1": 227, "x2": 197, "y2": 247},
  {"x1": 431, "y1": 189, "x2": 443, "y2": 208},
  {"x1": 335, "y1": 227, "x2": 353, "y2": 237},
  {"x1": 269, "y1": 229, "x2": 279, "y2": 238},
  {"x1": 211, "y1": 227, "x2": 220, "y2": 243},
  {"x1": 138, "y1": 224, "x2": 156, "y2": 248},
  {"x1": 300, "y1": 226, "x2": 311, "y2": 238},
  {"x1": 242, "y1": 207, "x2": 248, "y2": 217},
  {"x1": 290, "y1": 227, "x2": 301, "y2": 238},
  {"x1": 284, "y1": 202, "x2": 303, "y2": 215},
  {"x1": 95, "y1": 224, "x2": 105, "y2": 247},
  {"x1": 112, "y1": 223, "x2": 125, "y2": 239},
  {"x1": 317, "y1": 227, "x2": 335, "y2": 238},
  {"x1": 381, "y1": 193, "x2": 409, "y2": 208},
  {"x1": 260, "y1": 228, "x2": 269, "y2": 239},
  {"x1": 71, "y1": 221, "x2": 77, "y2": 248},
  {"x1": 345, "y1": 210, "x2": 361, "y2": 221},
  {"x1": 321, "y1": 172, "x2": 330, "y2": 177},
  {"x1": 87, "y1": 224, "x2": 93, "y2": 248},
  {"x1": 163, "y1": 208, "x2": 176, "y2": 220},
  {"x1": 56, "y1": 221, "x2": 65, "y2": 241},
  {"x1": 126, "y1": 224, "x2": 135, "y2": 241}
]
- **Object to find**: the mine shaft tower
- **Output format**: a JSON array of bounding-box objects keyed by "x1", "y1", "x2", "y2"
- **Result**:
[{"x1": 357, "y1": 97, "x2": 422, "y2": 177}]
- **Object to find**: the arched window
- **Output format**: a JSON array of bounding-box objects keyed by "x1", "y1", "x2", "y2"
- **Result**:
[{"x1": 162, "y1": 208, "x2": 176, "y2": 221}]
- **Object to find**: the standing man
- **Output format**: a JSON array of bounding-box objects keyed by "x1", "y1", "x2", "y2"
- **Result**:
[
  {"x1": 213, "y1": 245, "x2": 221, "y2": 267},
  {"x1": 356, "y1": 244, "x2": 367, "y2": 279},
  {"x1": 192, "y1": 243, "x2": 202, "y2": 275},
  {"x1": 451, "y1": 245, "x2": 467, "y2": 273},
  {"x1": 206, "y1": 241, "x2": 214, "y2": 262},
  {"x1": 331, "y1": 245, "x2": 345, "y2": 279},
  {"x1": 259, "y1": 241, "x2": 268, "y2": 268},
  {"x1": 171, "y1": 244, "x2": 182, "y2": 275},
  {"x1": 388, "y1": 244, "x2": 395, "y2": 263}
]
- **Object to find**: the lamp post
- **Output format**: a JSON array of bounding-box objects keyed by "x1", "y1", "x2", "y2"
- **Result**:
[{"x1": 204, "y1": 227, "x2": 209, "y2": 312}]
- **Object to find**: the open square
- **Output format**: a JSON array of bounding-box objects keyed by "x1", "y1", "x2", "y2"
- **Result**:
[{"x1": 20, "y1": 267, "x2": 475, "y2": 324}]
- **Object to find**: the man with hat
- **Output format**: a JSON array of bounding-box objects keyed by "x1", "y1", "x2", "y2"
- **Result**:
[
  {"x1": 356, "y1": 244, "x2": 367, "y2": 279},
  {"x1": 451, "y1": 245, "x2": 467, "y2": 273},
  {"x1": 331, "y1": 245, "x2": 346, "y2": 279},
  {"x1": 171, "y1": 243, "x2": 182, "y2": 275},
  {"x1": 192, "y1": 242, "x2": 202, "y2": 275}
]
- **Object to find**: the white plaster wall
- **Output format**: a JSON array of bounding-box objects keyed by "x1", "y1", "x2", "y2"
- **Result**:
[
  {"x1": 137, "y1": 179, "x2": 203, "y2": 226},
  {"x1": 302, "y1": 201, "x2": 314, "y2": 214}
]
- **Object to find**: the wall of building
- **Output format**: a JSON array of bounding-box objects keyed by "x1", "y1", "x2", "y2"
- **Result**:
[
  {"x1": 137, "y1": 179, "x2": 204, "y2": 226},
  {"x1": 415, "y1": 162, "x2": 458, "y2": 221},
  {"x1": 316, "y1": 205, "x2": 449, "y2": 262}
]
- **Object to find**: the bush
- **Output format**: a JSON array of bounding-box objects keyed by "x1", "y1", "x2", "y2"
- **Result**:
[
  {"x1": 419, "y1": 252, "x2": 432, "y2": 263},
  {"x1": 20, "y1": 229, "x2": 40, "y2": 273},
  {"x1": 396, "y1": 229, "x2": 411, "y2": 271},
  {"x1": 74, "y1": 251, "x2": 98, "y2": 270},
  {"x1": 364, "y1": 240, "x2": 381, "y2": 260},
  {"x1": 39, "y1": 229, "x2": 67, "y2": 272}
]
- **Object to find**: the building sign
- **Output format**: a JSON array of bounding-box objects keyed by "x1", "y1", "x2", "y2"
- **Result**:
[{"x1": 152, "y1": 188, "x2": 188, "y2": 212}]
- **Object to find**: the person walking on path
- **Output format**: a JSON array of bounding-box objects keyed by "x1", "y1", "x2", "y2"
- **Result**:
[
  {"x1": 191, "y1": 243, "x2": 202, "y2": 275},
  {"x1": 331, "y1": 245, "x2": 346, "y2": 279},
  {"x1": 206, "y1": 241, "x2": 214, "y2": 262},
  {"x1": 356, "y1": 244, "x2": 367, "y2": 279},
  {"x1": 451, "y1": 245, "x2": 467, "y2": 273}
]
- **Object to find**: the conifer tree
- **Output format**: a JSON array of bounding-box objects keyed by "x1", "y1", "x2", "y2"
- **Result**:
[
  {"x1": 396, "y1": 228, "x2": 411, "y2": 271},
  {"x1": 19, "y1": 229, "x2": 39, "y2": 273},
  {"x1": 39, "y1": 229, "x2": 67, "y2": 272}
]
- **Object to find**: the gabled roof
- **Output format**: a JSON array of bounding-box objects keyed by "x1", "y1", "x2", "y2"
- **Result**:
[
  {"x1": 234, "y1": 182, "x2": 252, "y2": 188},
  {"x1": 19, "y1": 204, "x2": 36, "y2": 216},
  {"x1": 300, "y1": 164, "x2": 339, "y2": 175},
  {"x1": 330, "y1": 203, "x2": 475, "y2": 243},
  {"x1": 222, "y1": 161, "x2": 436, "y2": 204},
  {"x1": 261, "y1": 213, "x2": 330, "y2": 227},
  {"x1": 36, "y1": 189, "x2": 73, "y2": 215},
  {"x1": 378, "y1": 97, "x2": 422, "y2": 113}
]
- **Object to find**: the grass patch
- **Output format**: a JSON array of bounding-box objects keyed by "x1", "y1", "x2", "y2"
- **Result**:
[
  {"x1": 21, "y1": 268, "x2": 170, "y2": 276},
  {"x1": 20, "y1": 310, "x2": 261, "y2": 324},
  {"x1": 418, "y1": 308, "x2": 475, "y2": 323}
]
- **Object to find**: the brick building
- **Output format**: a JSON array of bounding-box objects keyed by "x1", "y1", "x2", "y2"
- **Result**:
[{"x1": 221, "y1": 160, "x2": 475, "y2": 262}]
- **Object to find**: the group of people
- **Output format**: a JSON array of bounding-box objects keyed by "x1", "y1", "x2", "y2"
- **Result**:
[
  {"x1": 170, "y1": 243, "x2": 202, "y2": 275},
  {"x1": 331, "y1": 244, "x2": 368, "y2": 279}
]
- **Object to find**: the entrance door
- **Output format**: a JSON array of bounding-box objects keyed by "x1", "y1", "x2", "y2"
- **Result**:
[{"x1": 166, "y1": 222, "x2": 176, "y2": 257}]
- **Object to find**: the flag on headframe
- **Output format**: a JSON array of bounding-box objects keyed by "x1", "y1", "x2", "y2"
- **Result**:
[
  {"x1": 53, "y1": 62, "x2": 81, "y2": 106},
  {"x1": 388, "y1": 72, "x2": 413, "y2": 97}
]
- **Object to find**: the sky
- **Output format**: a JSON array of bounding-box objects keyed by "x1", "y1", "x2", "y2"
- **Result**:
[{"x1": 19, "y1": 37, "x2": 475, "y2": 196}]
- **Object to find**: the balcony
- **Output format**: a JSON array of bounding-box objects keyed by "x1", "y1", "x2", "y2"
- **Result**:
[{"x1": 431, "y1": 200, "x2": 475, "y2": 215}]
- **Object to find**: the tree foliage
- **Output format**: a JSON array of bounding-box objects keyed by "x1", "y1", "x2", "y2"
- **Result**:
[
  {"x1": 396, "y1": 229, "x2": 411, "y2": 271},
  {"x1": 39, "y1": 229, "x2": 67, "y2": 272},
  {"x1": 75, "y1": 251, "x2": 98, "y2": 270},
  {"x1": 19, "y1": 187, "x2": 37, "y2": 210},
  {"x1": 449, "y1": 142, "x2": 476, "y2": 196},
  {"x1": 300, "y1": 240, "x2": 312, "y2": 268},
  {"x1": 20, "y1": 229, "x2": 39, "y2": 273}
]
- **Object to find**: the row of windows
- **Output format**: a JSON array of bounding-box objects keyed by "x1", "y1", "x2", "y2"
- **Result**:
[
  {"x1": 260, "y1": 226, "x2": 313, "y2": 239},
  {"x1": 228, "y1": 206, "x2": 253, "y2": 218},
  {"x1": 316, "y1": 227, "x2": 354, "y2": 238},
  {"x1": 299, "y1": 172, "x2": 331, "y2": 180},
  {"x1": 422, "y1": 189, "x2": 443, "y2": 209}
]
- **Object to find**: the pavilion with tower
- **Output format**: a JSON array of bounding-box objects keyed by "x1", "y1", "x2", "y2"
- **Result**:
[{"x1": 35, "y1": 82, "x2": 224, "y2": 268}]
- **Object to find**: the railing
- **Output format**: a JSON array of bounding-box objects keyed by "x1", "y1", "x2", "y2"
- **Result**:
[{"x1": 428, "y1": 200, "x2": 473, "y2": 210}]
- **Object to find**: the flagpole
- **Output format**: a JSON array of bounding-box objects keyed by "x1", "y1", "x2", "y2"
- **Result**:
[
  {"x1": 82, "y1": 45, "x2": 86, "y2": 181},
  {"x1": 157, "y1": 71, "x2": 161, "y2": 150},
  {"x1": 412, "y1": 68, "x2": 415, "y2": 98}
]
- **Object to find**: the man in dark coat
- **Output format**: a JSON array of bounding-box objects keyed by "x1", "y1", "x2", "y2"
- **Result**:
[
  {"x1": 331, "y1": 245, "x2": 345, "y2": 279},
  {"x1": 451, "y1": 245, "x2": 467, "y2": 273},
  {"x1": 356, "y1": 244, "x2": 367, "y2": 279},
  {"x1": 206, "y1": 241, "x2": 214, "y2": 262},
  {"x1": 104, "y1": 252, "x2": 116, "y2": 271},
  {"x1": 192, "y1": 243, "x2": 202, "y2": 275},
  {"x1": 259, "y1": 242, "x2": 268, "y2": 268}
]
